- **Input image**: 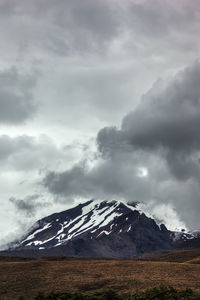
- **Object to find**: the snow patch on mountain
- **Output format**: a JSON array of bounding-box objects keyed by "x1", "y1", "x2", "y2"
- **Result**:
[
  {"x1": 11, "y1": 199, "x2": 190, "y2": 251},
  {"x1": 16, "y1": 200, "x2": 126, "y2": 249}
]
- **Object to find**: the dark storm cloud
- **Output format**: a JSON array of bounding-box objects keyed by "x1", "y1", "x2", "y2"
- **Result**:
[
  {"x1": 98, "y1": 62, "x2": 200, "y2": 180},
  {"x1": 0, "y1": 67, "x2": 37, "y2": 124},
  {"x1": 43, "y1": 153, "x2": 153, "y2": 203},
  {"x1": 43, "y1": 165, "x2": 94, "y2": 199},
  {"x1": 97, "y1": 126, "x2": 127, "y2": 157},
  {"x1": 44, "y1": 62, "x2": 200, "y2": 200},
  {"x1": 42, "y1": 61, "x2": 200, "y2": 229},
  {"x1": 122, "y1": 62, "x2": 200, "y2": 151}
]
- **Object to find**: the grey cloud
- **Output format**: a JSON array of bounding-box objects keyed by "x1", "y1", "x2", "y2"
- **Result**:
[
  {"x1": 43, "y1": 61, "x2": 200, "y2": 229},
  {"x1": 0, "y1": 135, "x2": 34, "y2": 161},
  {"x1": 53, "y1": 0, "x2": 120, "y2": 41},
  {"x1": 1, "y1": 0, "x2": 200, "y2": 238},
  {"x1": 45, "y1": 0, "x2": 121, "y2": 55},
  {"x1": 122, "y1": 62, "x2": 200, "y2": 152},
  {"x1": 9, "y1": 194, "x2": 49, "y2": 216},
  {"x1": 0, "y1": 67, "x2": 37, "y2": 124},
  {"x1": 9, "y1": 194, "x2": 39, "y2": 216},
  {"x1": 1, "y1": 0, "x2": 122, "y2": 56},
  {"x1": 97, "y1": 126, "x2": 129, "y2": 157},
  {"x1": 0, "y1": 134, "x2": 69, "y2": 172},
  {"x1": 166, "y1": 151, "x2": 200, "y2": 181},
  {"x1": 128, "y1": 0, "x2": 195, "y2": 38},
  {"x1": 43, "y1": 150, "x2": 155, "y2": 204},
  {"x1": 0, "y1": 0, "x2": 14, "y2": 16},
  {"x1": 2, "y1": 0, "x2": 199, "y2": 58},
  {"x1": 40, "y1": 65, "x2": 140, "y2": 130},
  {"x1": 29, "y1": 0, "x2": 200, "y2": 133},
  {"x1": 122, "y1": 0, "x2": 200, "y2": 61},
  {"x1": 43, "y1": 142, "x2": 200, "y2": 229},
  {"x1": 43, "y1": 165, "x2": 89, "y2": 198},
  {"x1": 97, "y1": 62, "x2": 200, "y2": 180}
]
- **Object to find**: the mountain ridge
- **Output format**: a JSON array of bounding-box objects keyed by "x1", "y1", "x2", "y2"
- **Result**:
[{"x1": 2, "y1": 199, "x2": 199, "y2": 258}]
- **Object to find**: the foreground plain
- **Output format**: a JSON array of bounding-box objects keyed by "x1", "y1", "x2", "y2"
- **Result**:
[{"x1": 1, "y1": 253, "x2": 200, "y2": 299}]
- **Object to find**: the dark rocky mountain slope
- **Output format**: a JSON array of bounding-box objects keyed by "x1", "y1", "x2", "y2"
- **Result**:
[{"x1": 1, "y1": 200, "x2": 175, "y2": 258}]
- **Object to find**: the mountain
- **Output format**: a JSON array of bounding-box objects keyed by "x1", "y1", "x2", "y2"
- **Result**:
[{"x1": 2, "y1": 199, "x2": 175, "y2": 258}]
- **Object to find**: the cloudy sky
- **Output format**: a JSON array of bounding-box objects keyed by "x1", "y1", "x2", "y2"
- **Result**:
[{"x1": 0, "y1": 0, "x2": 200, "y2": 248}]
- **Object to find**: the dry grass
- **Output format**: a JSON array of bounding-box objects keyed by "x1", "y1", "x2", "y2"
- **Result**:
[
  {"x1": 0, "y1": 257, "x2": 200, "y2": 299},
  {"x1": 187, "y1": 257, "x2": 200, "y2": 264},
  {"x1": 148, "y1": 249, "x2": 200, "y2": 263}
]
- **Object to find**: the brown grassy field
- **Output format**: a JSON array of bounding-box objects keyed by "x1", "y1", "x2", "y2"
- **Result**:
[
  {"x1": 0, "y1": 255, "x2": 200, "y2": 299},
  {"x1": 139, "y1": 249, "x2": 200, "y2": 263}
]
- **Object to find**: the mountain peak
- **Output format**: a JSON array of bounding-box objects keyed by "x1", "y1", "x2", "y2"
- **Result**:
[
  {"x1": 7, "y1": 198, "x2": 175, "y2": 258},
  {"x1": 16, "y1": 199, "x2": 134, "y2": 249}
]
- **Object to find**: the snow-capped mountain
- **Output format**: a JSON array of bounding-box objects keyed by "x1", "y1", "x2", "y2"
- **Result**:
[
  {"x1": 6, "y1": 199, "x2": 174, "y2": 258},
  {"x1": 18, "y1": 200, "x2": 134, "y2": 249}
]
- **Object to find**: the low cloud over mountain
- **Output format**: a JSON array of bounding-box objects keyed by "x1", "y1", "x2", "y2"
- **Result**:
[{"x1": 44, "y1": 62, "x2": 200, "y2": 230}]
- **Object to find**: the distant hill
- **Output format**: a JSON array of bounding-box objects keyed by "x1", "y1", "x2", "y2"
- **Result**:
[{"x1": 137, "y1": 249, "x2": 200, "y2": 263}]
